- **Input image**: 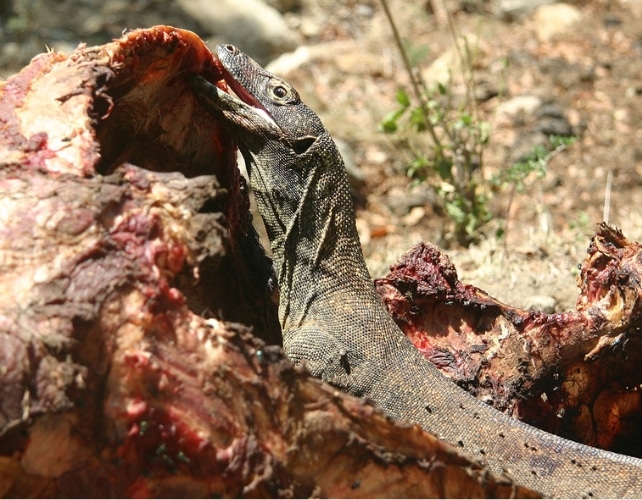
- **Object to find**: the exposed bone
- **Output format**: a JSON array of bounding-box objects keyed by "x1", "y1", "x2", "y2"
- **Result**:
[{"x1": 376, "y1": 228, "x2": 642, "y2": 456}]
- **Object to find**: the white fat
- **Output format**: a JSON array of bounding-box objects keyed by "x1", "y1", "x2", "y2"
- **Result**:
[
  {"x1": 254, "y1": 106, "x2": 277, "y2": 127},
  {"x1": 227, "y1": 86, "x2": 277, "y2": 128}
]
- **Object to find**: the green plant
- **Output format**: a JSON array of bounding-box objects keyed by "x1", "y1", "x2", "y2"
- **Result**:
[
  {"x1": 379, "y1": 0, "x2": 575, "y2": 247},
  {"x1": 379, "y1": 0, "x2": 493, "y2": 246},
  {"x1": 381, "y1": 85, "x2": 491, "y2": 245},
  {"x1": 491, "y1": 135, "x2": 576, "y2": 242},
  {"x1": 491, "y1": 135, "x2": 576, "y2": 191},
  {"x1": 569, "y1": 210, "x2": 591, "y2": 232}
]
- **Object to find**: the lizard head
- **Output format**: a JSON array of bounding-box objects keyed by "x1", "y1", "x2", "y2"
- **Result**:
[
  {"x1": 192, "y1": 44, "x2": 327, "y2": 157},
  {"x1": 191, "y1": 45, "x2": 350, "y2": 256},
  {"x1": 215, "y1": 44, "x2": 326, "y2": 155}
]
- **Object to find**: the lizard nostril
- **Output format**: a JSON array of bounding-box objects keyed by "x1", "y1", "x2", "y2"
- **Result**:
[{"x1": 224, "y1": 44, "x2": 236, "y2": 53}]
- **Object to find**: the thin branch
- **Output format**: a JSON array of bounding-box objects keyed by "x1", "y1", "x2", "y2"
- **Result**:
[
  {"x1": 379, "y1": 0, "x2": 442, "y2": 149},
  {"x1": 603, "y1": 169, "x2": 613, "y2": 224},
  {"x1": 429, "y1": 0, "x2": 448, "y2": 25}
]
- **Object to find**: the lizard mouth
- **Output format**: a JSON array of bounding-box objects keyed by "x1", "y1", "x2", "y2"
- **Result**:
[{"x1": 217, "y1": 66, "x2": 278, "y2": 128}]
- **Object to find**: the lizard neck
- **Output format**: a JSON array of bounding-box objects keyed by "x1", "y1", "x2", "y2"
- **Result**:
[{"x1": 249, "y1": 136, "x2": 377, "y2": 332}]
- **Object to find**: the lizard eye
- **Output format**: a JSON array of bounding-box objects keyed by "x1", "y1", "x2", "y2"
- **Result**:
[
  {"x1": 269, "y1": 79, "x2": 298, "y2": 103},
  {"x1": 273, "y1": 85, "x2": 288, "y2": 98}
]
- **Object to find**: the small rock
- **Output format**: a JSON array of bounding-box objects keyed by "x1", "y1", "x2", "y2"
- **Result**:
[
  {"x1": 522, "y1": 295, "x2": 557, "y2": 313},
  {"x1": 622, "y1": 0, "x2": 642, "y2": 17},
  {"x1": 387, "y1": 185, "x2": 435, "y2": 217},
  {"x1": 266, "y1": 41, "x2": 359, "y2": 77},
  {"x1": 266, "y1": 45, "x2": 314, "y2": 75},
  {"x1": 535, "y1": 118, "x2": 573, "y2": 137},
  {"x1": 355, "y1": 3, "x2": 375, "y2": 17},
  {"x1": 299, "y1": 17, "x2": 323, "y2": 38},
  {"x1": 510, "y1": 132, "x2": 549, "y2": 163},
  {"x1": 495, "y1": 0, "x2": 555, "y2": 21},
  {"x1": 364, "y1": 146, "x2": 389, "y2": 165},
  {"x1": 177, "y1": 0, "x2": 298, "y2": 64},
  {"x1": 602, "y1": 15, "x2": 623, "y2": 27},
  {"x1": 536, "y1": 102, "x2": 567, "y2": 120},
  {"x1": 535, "y1": 103, "x2": 573, "y2": 136},
  {"x1": 497, "y1": 95, "x2": 543, "y2": 120},
  {"x1": 500, "y1": 97, "x2": 574, "y2": 161},
  {"x1": 421, "y1": 52, "x2": 453, "y2": 86},
  {"x1": 402, "y1": 206, "x2": 426, "y2": 227},
  {"x1": 422, "y1": 34, "x2": 488, "y2": 85},
  {"x1": 264, "y1": 0, "x2": 302, "y2": 12},
  {"x1": 541, "y1": 58, "x2": 595, "y2": 89},
  {"x1": 474, "y1": 80, "x2": 500, "y2": 103},
  {"x1": 82, "y1": 14, "x2": 106, "y2": 34},
  {"x1": 533, "y1": 3, "x2": 583, "y2": 42},
  {"x1": 334, "y1": 51, "x2": 383, "y2": 76}
]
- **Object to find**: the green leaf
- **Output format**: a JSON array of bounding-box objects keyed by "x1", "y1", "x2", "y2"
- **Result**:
[
  {"x1": 445, "y1": 202, "x2": 466, "y2": 224},
  {"x1": 478, "y1": 121, "x2": 491, "y2": 144},
  {"x1": 549, "y1": 134, "x2": 577, "y2": 148},
  {"x1": 408, "y1": 44, "x2": 431, "y2": 67},
  {"x1": 410, "y1": 107, "x2": 426, "y2": 130},
  {"x1": 407, "y1": 156, "x2": 430, "y2": 181},
  {"x1": 379, "y1": 107, "x2": 406, "y2": 133},
  {"x1": 380, "y1": 118, "x2": 398, "y2": 133},
  {"x1": 396, "y1": 88, "x2": 411, "y2": 107},
  {"x1": 458, "y1": 112, "x2": 473, "y2": 127},
  {"x1": 465, "y1": 215, "x2": 478, "y2": 236},
  {"x1": 435, "y1": 157, "x2": 453, "y2": 181}
]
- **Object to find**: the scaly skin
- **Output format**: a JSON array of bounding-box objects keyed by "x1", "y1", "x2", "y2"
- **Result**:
[{"x1": 192, "y1": 44, "x2": 642, "y2": 498}]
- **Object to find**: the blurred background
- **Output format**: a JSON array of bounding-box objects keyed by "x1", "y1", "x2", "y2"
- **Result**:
[{"x1": 2, "y1": 0, "x2": 642, "y2": 312}]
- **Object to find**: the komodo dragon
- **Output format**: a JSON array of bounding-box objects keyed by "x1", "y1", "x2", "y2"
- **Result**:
[{"x1": 192, "y1": 44, "x2": 642, "y2": 498}]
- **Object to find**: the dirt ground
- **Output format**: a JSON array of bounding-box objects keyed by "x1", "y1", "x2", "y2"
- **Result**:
[
  {"x1": 3, "y1": 0, "x2": 641, "y2": 313},
  {"x1": 274, "y1": 0, "x2": 642, "y2": 312}
]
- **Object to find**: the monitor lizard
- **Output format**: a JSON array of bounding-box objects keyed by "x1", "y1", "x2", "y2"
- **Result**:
[{"x1": 191, "y1": 44, "x2": 642, "y2": 498}]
